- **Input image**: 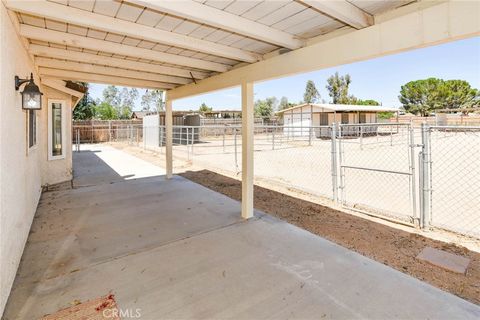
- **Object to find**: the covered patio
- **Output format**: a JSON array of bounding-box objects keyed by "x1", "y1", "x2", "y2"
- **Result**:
[
  {"x1": 1, "y1": 0, "x2": 480, "y2": 318},
  {"x1": 4, "y1": 145, "x2": 480, "y2": 319}
]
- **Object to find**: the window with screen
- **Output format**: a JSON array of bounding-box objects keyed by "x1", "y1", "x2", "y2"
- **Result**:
[
  {"x1": 52, "y1": 103, "x2": 62, "y2": 156},
  {"x1": 49, "y1": 100, "x2": 65, "y2": 160},
  {"x1": 341, "y1": 113, "x2": 349, "y2": 124},
  {"x1": 28, "y1": 110, "x2": 36, "y2": 148}
]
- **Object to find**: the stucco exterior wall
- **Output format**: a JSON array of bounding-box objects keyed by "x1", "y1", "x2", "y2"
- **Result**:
[{"x1": 0, "y1": 4, "x2": 74, "y2": 315}]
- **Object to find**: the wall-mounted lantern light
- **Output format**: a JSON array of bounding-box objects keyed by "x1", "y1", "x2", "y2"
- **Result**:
[{"x1": 15, "y1": 73, "x2": 43, "y2": 110}]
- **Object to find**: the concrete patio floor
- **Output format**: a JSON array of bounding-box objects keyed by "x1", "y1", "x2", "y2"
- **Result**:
[{"x1": 3, "y1": 145, "x2": 479, "y2": 319}]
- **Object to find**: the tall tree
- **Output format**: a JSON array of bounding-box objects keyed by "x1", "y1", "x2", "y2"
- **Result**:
[
  {"x1": 118, "y1": 87, "x2": 138, "y2": 119},
  {"x1": 140, "y1": 90, "x2": 164, "y2": 112},
  {"x1": 398, "y1": 78, "x2": 446, "y2": 116},
  {"x1": 73, "y1": 82, "x2": 96, "y2": 120},
  {"x1": 279, "y1": 96, "x2": 290, "y2": 110},
  {"x1": 399, "y1": 78, "x2": 479, "y2": 116},
  {"x1": 303, "y1": 80, "x2": 320, "y2": 104},
  {"x1": 356, "y1": 99, "x2": 380, "y2": 106},
  {"x1": 198, "y1": 102, "x2": 212, "y2": 114},
  {"x1": 326, "y1": 72, "x2": 354, "y2": 104},
  {"x1": 94, "y1": 102, "x2": 118, "y2": 120},
  {"x1": 102, "y1": 85, "x2": 121, "y2": 107},
  {"x1": 442, "y1": 80, "x2": 479, "y2": 110},
  {"x1": 254, "y1": 97, "x2": 278, "y2": 119}
]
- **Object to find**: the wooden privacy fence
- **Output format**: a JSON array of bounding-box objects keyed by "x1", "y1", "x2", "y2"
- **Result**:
[{"x1": 72, "y1": 120, "x2": 143, "y2": 143}]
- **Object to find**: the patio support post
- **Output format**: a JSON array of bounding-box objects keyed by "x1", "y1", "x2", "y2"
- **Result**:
[
  {"x1": 165, "y1": 91, "x2": 173, "y2": 179},
  {"x1": 241, "y1": 81, "x2": 254, "y2": 219}
]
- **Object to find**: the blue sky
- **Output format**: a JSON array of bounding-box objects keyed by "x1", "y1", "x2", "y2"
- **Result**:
[{"x1": 89, "y1": 36, "x2": 480, "y2": 111}]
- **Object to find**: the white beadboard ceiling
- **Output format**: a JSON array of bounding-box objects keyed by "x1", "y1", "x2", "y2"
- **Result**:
[{"x1": 10, "y1": 0, "x2": 417, "y2": 89}]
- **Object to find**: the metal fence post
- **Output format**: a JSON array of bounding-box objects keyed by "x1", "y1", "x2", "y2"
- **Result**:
[
  {"x1": 408, "y1": 124, "x2": 418, "y2": 226},
  {"x1": 331, "y1": 123, "x2": 338, "y2": 203},
  {"x1": 359, "y1": 125, "x2": 363, "y2": 150},
  {"x1": 76, "y1": 128, "x2": 80, "y2": 152},
  {"x1": 143, "y1": 126, "x2": 146, "y2": 150},
  {"x1": 191, "y1": 127, "x2": 195, "y2": 156},
  {"x1": 272, "y1": 128, "x2": 275, "y2": 150},
  {"x1": 308, "y1": 126, "x2": 312, "y2": 146},
  {"x1": 420, "y1": 122, "x2": 432, "y2": 229},
  {"x1": 338, "y1": 124, "x2": 345, "y2": 204},
  {"x1": 159, "y1": 126, "x2": 163, "y2": 148},
  {"x1": 223, "y1": 127, "x2": 226, "y2": 153},
  {"x1": 186, "y1": 127, "x2": 190, "y2": 160},
  {"x1": 390, "y1": 125, "x2": 394, "y2": 146}
]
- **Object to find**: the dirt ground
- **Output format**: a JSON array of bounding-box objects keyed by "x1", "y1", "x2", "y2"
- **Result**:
[
  {"x1": 179, "y1": 169, "x2": 480, "y2": 305},
  {"x1": 109, "y1": 143, "x2": 480, "y2": 305}
]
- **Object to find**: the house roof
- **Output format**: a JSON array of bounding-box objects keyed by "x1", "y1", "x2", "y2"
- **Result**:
[
  {"x1": 131, "y1": 111, "x2": 150, "y2": 119},
  {"x1": 276, "y1": 103, "x2": 399, "y2": 114}
]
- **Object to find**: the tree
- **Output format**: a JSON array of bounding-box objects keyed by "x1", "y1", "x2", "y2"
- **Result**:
[
  {"x1": 118, "y1": 87, "x2": 138, "y2": 119},
  {"x1": 356, "y1": 99, "x2": 380, "y2": 106},
  {"x1": 94, "y1": 102, "x2": 118, "y2": 120},
  {"x1": 326, "y1": 72, "x2": 354, "y2": 104},
  {"x1": 140, "y1": 90, "x2": 164, "y2": 112},
  {"x1": 73, "y1": 82, "x2": 96, "y2": 120},
  {"x1": 73, "y1": 102, "x2": 96, "y2": 120},
  {"x1": 198, "y1": 102, "x2": 212, "y2": 114},
  {"x1": 254, "y1": 97, "x2": 278, "y2": 119},
  {"x1": 398, "y1": 78, "x2": 446, "y2": 116},
  {"x1": 303, "y1": 80, "x2": 320, "y2": 104},
  {"x1": 279, "y1": 96, "x2": 290, "y2": 110},
  {"x1": 102, "y1": 85, "x2": 121, "y2": 107},
  {"x1": 399, "y1": 78, "x2": 479, "y2": 116},
  {"x1": 442, "y1": 80, "x2": 479, "y2": 110}
]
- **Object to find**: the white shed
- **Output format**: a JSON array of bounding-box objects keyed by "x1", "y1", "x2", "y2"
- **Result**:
[{"x1": 277, "y1": 103, "x2": 398, "y2": 137}]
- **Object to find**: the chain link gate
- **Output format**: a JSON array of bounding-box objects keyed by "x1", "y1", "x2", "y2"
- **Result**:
[{"x1": 337, "y1": 123, "x2": 417, "y2": 225}]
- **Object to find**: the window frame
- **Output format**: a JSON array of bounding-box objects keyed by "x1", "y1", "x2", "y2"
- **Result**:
[
  {"x1": 27, "y1": 109, "x2": 37, "y2": 153},
  {"x1": 319, "y1": 113, "x2": 329, "y2": 126},
  {"x1": 48, "y1": 99, "x2": 67, "y2": 161},
  {"x1": 359, "y1": 112, "x2": 367, "y2": 124}
]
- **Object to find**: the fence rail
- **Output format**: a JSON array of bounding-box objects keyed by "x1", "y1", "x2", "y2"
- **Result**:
[{"x1": 73, "y1": 123, "x2": 480, "y2": 239}]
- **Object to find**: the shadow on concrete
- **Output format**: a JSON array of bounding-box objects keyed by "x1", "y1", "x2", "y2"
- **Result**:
[{"x1": 72, "y1": 145, "x2": 166, "y2": 187}]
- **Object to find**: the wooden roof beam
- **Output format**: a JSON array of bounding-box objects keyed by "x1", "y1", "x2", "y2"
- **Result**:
[
  {"x1": 125, "y1": 0, "x2": 305, "y2": 49},
  {"x1": 4, "y1": 0, "x2": 260, "y2": 63},
  {"x1": 20, "y1": 24, "x2": 229, "y2": 72},
  {"x1": 298, "y1": 0, "x2": 373, "y2": 29},
  {"x1": 28, "y1": 44, "x2": 209, "y2": 80},
  {"x1": 39, "y1": 68, "x2": 177, "y2": 90}
]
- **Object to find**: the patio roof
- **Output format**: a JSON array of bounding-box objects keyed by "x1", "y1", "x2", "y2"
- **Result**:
[
  {"x1": 2, "y1": 0, "x2": 420, "y2": 90},
  {"x1": 3, "y1": 1, "x2": 477, "y2": 97}
]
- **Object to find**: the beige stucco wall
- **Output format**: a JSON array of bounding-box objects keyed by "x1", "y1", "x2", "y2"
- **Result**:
[{"x1": 0, "y1": 4, "x2": 74, "y2": 315}]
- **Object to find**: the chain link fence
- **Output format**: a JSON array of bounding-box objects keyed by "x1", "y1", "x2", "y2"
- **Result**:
[
  {"x1": 424, "y1": 126, "x2": 480, "y2": 238},
  {"x1": 74, "y1": 123, "x2": 480, "y2": 239}
]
